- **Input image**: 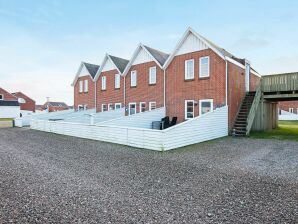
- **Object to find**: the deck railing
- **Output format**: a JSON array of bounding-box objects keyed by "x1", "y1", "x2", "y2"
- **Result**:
[
  {"x1": 261, "y1": 73, "x2": 298, "y2": 93},
  {"x1": 246, "y1": 84, "x2": 262, "y2": 135}
]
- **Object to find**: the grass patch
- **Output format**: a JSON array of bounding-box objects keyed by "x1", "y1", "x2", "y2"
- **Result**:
[
  {"x1": 0, "y1": 118, "x2": 13, "y2": 121},
  {"x1": 250, "y1": 120, "x2": 298, "y2": 141}
]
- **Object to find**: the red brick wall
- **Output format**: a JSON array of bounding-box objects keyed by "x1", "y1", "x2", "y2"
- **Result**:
[
  {"x1": 96, "y1": 69, "x2": 124, "y2": 112},
  {"x1": 0, "y1": 87, "x2": 17, "y2": 101},
  {"x1": 74, "y1": 75, "x2": 95, "y2": 110},
  {"x1": 166, "y1": 49, "x2": 226, "y2": 123},
  {"x1": 228, "y1": 62, "x2": 246, "y2": 129},
  {"x1": 249, "y1": 72, "x2": 261, "y2": 92},
  {"x1": 125, "y1": 61, "x2": 164, "y2": 113},
  {"x1": 279, "y1": 101, "x2": 298, "y2": 114},
  {"x1": 48, "y1": 106, "x2": 69, "y2": 112},
  {"x1": 13, "y1": 92, "x2": 36, "y2": 112}
]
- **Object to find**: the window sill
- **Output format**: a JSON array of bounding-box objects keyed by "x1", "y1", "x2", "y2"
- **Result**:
[
  {"x1": 184, "y1": 78, "x2": 195, "y2": 82},
  {"x1": 114, "y1": 87, "x2": 120, "y2": 90},
  {"x1": 101, "y1": 89, "x2": 106, "y2": 92},
  {"x1": 130, "y1": 86, "x2": 137, "y2": 88},
  {"x1": 149, "y1": 83, "x2": 156, "y2": 86},
  {"x1": 199, "y1": 76, "x2": 210, "y2": 80}
]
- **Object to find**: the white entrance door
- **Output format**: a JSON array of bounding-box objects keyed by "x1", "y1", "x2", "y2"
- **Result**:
[{"x1": 245, "y1": 63, "x2": 250, "y2": 92}]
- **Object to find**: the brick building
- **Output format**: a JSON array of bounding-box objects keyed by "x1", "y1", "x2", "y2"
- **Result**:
[
  {"x1": 12, "y1": 92, "x2": 36, "y2": 112},
  {"x1": 279, "y1": 101, "x2": 298, "y2": 114}
]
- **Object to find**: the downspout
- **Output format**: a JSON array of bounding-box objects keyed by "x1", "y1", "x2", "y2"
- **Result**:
[
  {"x1": 94, "y1": 80, "x2": 97, "y2": 111},
  {"x1": 225, "y1": 59, "x2": 228, "y2": 106},
  {"x1": 123, "y1": 75, "x2": 126, "y2": 111},
  {"x1": 163, "y1": 69, "x2": 166, "y2": 115}
]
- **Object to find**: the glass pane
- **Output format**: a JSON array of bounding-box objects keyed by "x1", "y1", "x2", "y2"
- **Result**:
[{"x1": 201, "y1": 101, "x2": 211, "y2": 114}]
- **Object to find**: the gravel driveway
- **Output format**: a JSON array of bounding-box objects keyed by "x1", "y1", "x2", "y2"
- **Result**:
[{"x1": 0, "y1": 128, "x2": 297, "y2": 223}]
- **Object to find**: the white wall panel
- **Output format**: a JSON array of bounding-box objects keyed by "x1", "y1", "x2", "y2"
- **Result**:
[
  {"x1": 102, "y1": 57, "x2": 116, "y2": 72},
  {"x1": 176, "y1": 32, "x2": 208, "y2": 56},
  {"x1": 0, "y1": 106, "x2": 20, "y2": 118},
  {"x1": 79, "y1": 65, "x2": 90, "y2": 77},
  {"x1": 132, "y1": 48, "x2": 154, "y2": 65}
]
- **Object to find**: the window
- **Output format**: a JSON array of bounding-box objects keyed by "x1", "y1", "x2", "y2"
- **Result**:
[
  {"x1": 140, "y1": 102, "x2": 146, "y2": 112},
  {"x1": 289, "y1": 108, "x2": 294, "y2": 113},
  {"x1": 199, "y1": 56, "x2": 210, "y2": 78},
  {"x1": 115, "y1": 103, "x2": 122, "y2": 110},
  {"x1": 129, "y1": 103, "x2": 136, "y2": 115},
  {"x1": 0, "y1": 94, "x2": 3, "y2": 100},
  {"x1": 108, "y1": 103, "x2": 114, "y2": 111},
  {"x1": 78, "y1": 105, "x2": 84, "y2": 111},
  {"x1": 84, "y1": 80, "x2": 88, "y2": 92},
  {"x1": 101, "y1": 104, "x2": 108, "y2": 112},
  {"x1": 185, "y1": 59, "x2": 194, "y2": 80},
  {"x1": 101, "y1": 76, "x2": 106, "y2": 90},
  {"x1": 115, "y1": 74, "x2": 121, "y2": 89},
  {"x1": 185, "y1": 100, "x2": 194, "y2": 119},
  {"x1": 199, "y1": 99, "x2": 213, "y2": 115},
  {"x1": 131, "y1": 71, "x2": 137, "y2": 87},
  {"x1": 149, "y1": 67, "x2": 156, "y2": 84},
  {"x1": 79, "y1": 80, "x2": 83, "y2": 93},
  {"x1": 149, "y1": 102, "x2": 156, "y2": 111}
]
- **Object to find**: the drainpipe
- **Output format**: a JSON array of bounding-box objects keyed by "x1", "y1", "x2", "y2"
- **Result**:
[
  {"x1": 225, "y1": 59, "x2": 228, "y2": 106},
  {"x1": 123, "y1": 75, "x2": 126, "y2": 111},
  {"x1": 94, "y1": 80, "x2": 97, "y2": 112},
  {"x1": 163, "y1": 69, "x2": 166, "y2": 115}
]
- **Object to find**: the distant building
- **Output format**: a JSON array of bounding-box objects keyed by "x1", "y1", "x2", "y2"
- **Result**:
[
  {"x1": 12, "y1": 92, "x2": 36, "y2": 113},
  {"x1": 0, "y1": 87, "x2": 20, "y2": 118},
  {"x1": 43, "y1": 101, "x2": 69, "y2": 112},
  {"x1": 279, "y1": 101, "x2": 298, "y2": 114}
]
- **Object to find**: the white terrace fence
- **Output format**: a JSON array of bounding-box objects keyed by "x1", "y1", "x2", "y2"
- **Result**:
[
  {"x1": 30, "y1": 106, "x2": 228, "y2": 151},
  {"x1": 279, "y1": 110, "x2": 298, "y2": 121}
]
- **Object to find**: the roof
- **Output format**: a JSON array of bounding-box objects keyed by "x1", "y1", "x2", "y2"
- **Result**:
[
  {"x1": 263, "y1": 71, "x2": 298, "y2": 76},
  {"x1": 11, "y1": 92, "x2": 35, "y2": 103},
  {"x1": 45, "y1": 102, "x2": 68, "y2": 107},
  {"x1": 143, "y1": 45, "x2": 169, "y2": 66},
  {"x1": 109, "y1": 55, "x2": 129, "y2": 73},
  {"x1": 83, "y1": 62, "x2": 100, "y2": 79},
  {"x1": 0, "y1": 100, "x2": 19, "y2": 106}
]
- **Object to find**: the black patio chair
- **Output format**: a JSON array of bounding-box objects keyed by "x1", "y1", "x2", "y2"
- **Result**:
[
  {"x1": 170, "y1": 117, "x2": 177, "y2": 127},
  {"x1": 161, "y1": 116, "x2": 170, "y2": 129}
]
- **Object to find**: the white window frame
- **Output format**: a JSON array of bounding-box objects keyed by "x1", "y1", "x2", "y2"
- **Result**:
[
  {"x1": 129, "y1": 102, "x2": 137, "y2": 115},
  {"x1": 101, "y1": 104, "x2": 107, "y2": 112},
  {"x1": 84, "y1": 80, "x2": 88, "y2": 92},
  {"x1": 149, "y1": 66, "x2": 157, "y2": 84},
  {"x1": 199, "y1": 56, "x2": 210, "y2": 78},
  {"x1": 108, "y1": 103, "x2": 114, "y2": 111},
  {"x1": 0, "y1": 94, "x2": 3, "y2": 100},
  {"x1": 289, "y1": 108, "x2": 294, "y2": 113},
  {"x1": 185, "y1": 59, "x2": 194, "y2": 80},
  {"x1": 149, "y1": 102, "x2": 156, "y2": 111},
  {"x1": 199, "y1": 99, "x2": 213, "y2": 116},
  {"x1": 101, "y1": 76, "x2": 106, "y2": 90},
  {"x1": 131, "y1": 70, "x2": 137, "y2": 87},
  {"x1": 115, "y1": 103, "x2": 122, "y2": 110},
  {"x1": 79, "y1": 80, "x2": 83, "y2": 93},
  {"x1": 185, "y1": 100, "x2": 195, "y2": 120},
  {"x1": 115, "y1": 74, "x2": 121, "y2": 89},
  {"x1": 139, "y1": 102, "x2": 146, "y2": 113}
]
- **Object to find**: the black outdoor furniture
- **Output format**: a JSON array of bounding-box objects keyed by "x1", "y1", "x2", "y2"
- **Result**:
[
  {"x1": 170, "y1": 117, "x2": 177, "y2": 127},
  {"x1": 161, "y1": 116, "x2": 170, "y2": 129}
]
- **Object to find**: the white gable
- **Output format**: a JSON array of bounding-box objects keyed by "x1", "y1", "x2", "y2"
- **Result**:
[
  {"x1": 79, "y1": 65, "x2": 90, "y2": 77},
  {"x1": 175, "y1": 32, "x2": 208, "y2": 56},
  {"x1": 102, "y1": 57, "x2": 117, "y2": 72},
  {"x1": 132, "y1": 48, "x2": 154, "y2": 65}
]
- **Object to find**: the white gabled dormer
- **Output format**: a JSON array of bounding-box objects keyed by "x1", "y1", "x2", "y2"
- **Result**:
[
  {"x1": 101, "y1": 56, "x2": 117, "y2": 72},
  {"x1": 71, "y1": 62, "x2": 100, "y2": 86},
  {"x1": 132, "y1": 46, "x2": 153, "y2": 65}
]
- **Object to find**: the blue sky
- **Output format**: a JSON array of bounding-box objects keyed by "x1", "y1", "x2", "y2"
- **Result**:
[{"x1": 0, "y1": 0, "x2": 297, "y2": 105}]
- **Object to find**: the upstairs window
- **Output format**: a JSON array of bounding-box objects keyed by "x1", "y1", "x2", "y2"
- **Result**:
[
  {"x1": 199, "y1": 99, "x2": 213, "y2": 115},
  {"x1": 79, "y1": 80, "x2": 83, "y2": 93},
  {"x1": 185, "y1": 100, "x2": 194, "y2": 119},
  {"x1": 185, "y1": 59, "x2": 194, "y2": 80},
  {"x1": 140, "y1": 102, "x2": 146, "y2": 112},
  {"x1": 101, "y1": 76, "x2": 106, "y2": 90},
  {"x1": 84, "y1": 80, "x2": 88, "y2": 92},
  {"x1": 131, "y1": 71, "x2": 137, "y2": 87},
  {"x1": 199, "y1": 56, "x2": 210, "y2": 78},
  {"x1": 149, "y1": 67, "x2": 157, "y2": 84},
  {"x1": 149, "y1": 102, "x2": 156, "y2": 111},
  {"x1": 115, "y1": 74, "x2": 121, "y2": 89},
  {"x1": 0, "y1": 94, "x2": 3, "y2": 100}
]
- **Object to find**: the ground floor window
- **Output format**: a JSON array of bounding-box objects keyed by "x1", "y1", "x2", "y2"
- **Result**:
[
  {"x1": 129, "y1": 103, "x2": 136, "y2": 115},
  {"x1": 0, "y1": 94, "x2": 3, "y2": 100},
  {"x1": 149, "y1": 102, "x2": 156, "y2": 111},
  {"x1": 108, "y1": 103, "x2": 114, "y2": 111},
  {"x1": 140, "y1": 102, "x2": 146, "y2": 112},
  {"x1": 102, "y1": 104, "x2": 108, "y2": 112},
  {"x1": 289, "y1": 108, "x2": 294, "y2": 113},
  {"x1": 185, "y1": 100, "x2": 194, "y2": 119},
  {"x1": 199, "y1": 99, "x2": 213, "y2": 115},
  {"x1": 115, "y1": 103, "x2": 122, "y2": 110}
]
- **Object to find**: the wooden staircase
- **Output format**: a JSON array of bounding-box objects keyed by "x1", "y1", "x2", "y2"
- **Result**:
[{"x1": 232, "y1": 92, "x2": 256, "y2": 136}]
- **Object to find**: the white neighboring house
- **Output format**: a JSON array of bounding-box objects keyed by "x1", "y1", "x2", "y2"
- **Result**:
[{"x1": 0, "y1": 93, "x2": 20, "y2": 119}]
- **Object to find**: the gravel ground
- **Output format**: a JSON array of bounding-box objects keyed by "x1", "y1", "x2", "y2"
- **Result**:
[{"x1": 0, "y1": 128, "x2": 297, "y2": 223}]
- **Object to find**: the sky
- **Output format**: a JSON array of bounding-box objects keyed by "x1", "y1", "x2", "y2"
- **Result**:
[{"x1": 0, "y1": 0, "x2": 297, "y2": 105}]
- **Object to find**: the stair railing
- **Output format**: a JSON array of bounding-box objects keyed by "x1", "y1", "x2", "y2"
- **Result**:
[{"x1": 246, "y1": 83, "x2": 262, "y2": 135}]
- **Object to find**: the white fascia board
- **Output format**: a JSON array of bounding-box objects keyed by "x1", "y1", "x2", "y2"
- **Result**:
[
  {"x1": 251, "y1": 69, "x2": 262, "y2": 77},
  {"x1": 225, "y1": 56, "x2": 246, "y2": 70},
  {"x1": 71, "y1": 62, "x2": 91, "y2": 86},
  {"x1": 163, "y1": 27, "x2": 225, "y2": 69}
]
